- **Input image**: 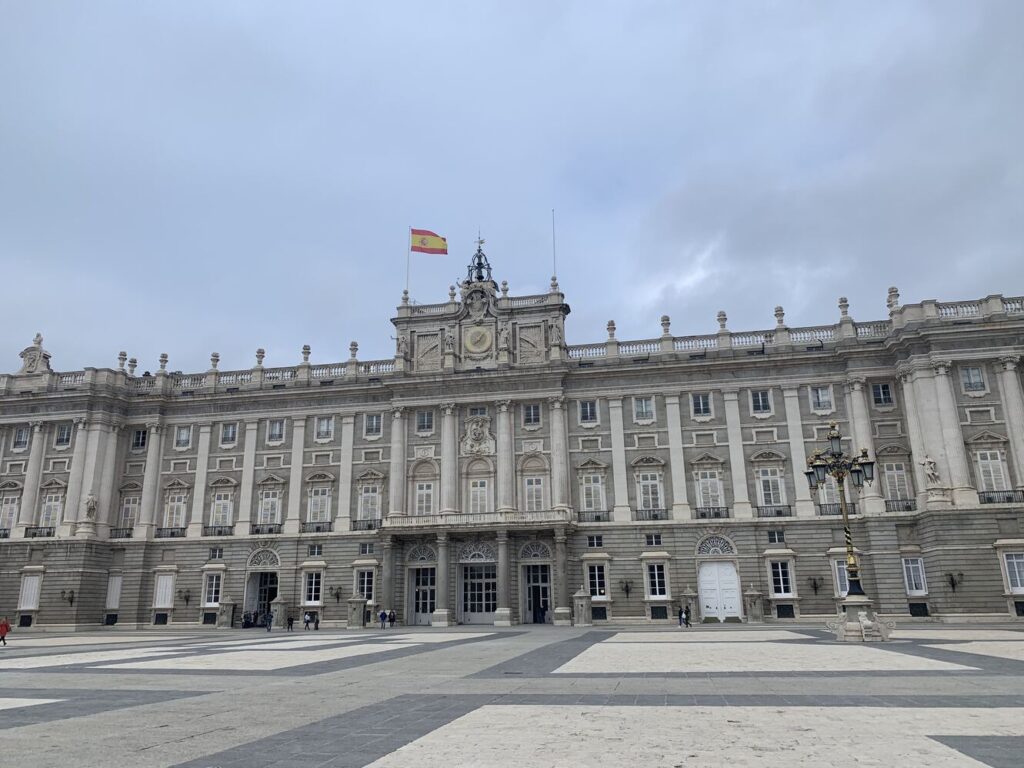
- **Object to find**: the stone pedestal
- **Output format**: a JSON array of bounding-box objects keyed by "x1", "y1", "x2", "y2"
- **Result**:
[
  {"x1": 270, "y1": 596, "x2": 288, "y2": 629},
  {"x1": 829, "y1": 595, "x2": 891, "y2": 642},
  {"x1": 347, "y1": 598, "x2": 368, "y2": 629},
  {"x1": 553, "y1": 606, "x2": 572, "y2": 626},
  {"x1": 431, "y1": 608, "x2": 454, "y2": 627},
  {"x1": 75, "y1": 520, "x2": 96, "y2": 540},
  {"x1": 493, "y1": 607, "x2": 512, "y2": 627},
  {"x1": 743, "y1": 585, "x2": 764, "y2": 623},
  {"x1": 217, "y1": 597, "x2": 236, "y2": 628},
  {"x1": 573, "y1": 586, "x2": 592, "y2": 627}
]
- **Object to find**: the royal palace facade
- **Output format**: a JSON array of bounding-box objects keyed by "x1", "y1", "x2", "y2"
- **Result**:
[{"x1": 3, "y1": 248, "x2": 1024, "y2": 630}]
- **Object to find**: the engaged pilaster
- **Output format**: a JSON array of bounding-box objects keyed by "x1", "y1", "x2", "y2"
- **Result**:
[
  {"x1": 495, "y1": 530, "x2": 512, "y2": 626},
  {"x1": 388, "y1": 408, "x2": 407, "y2": 516},
  {"x1": 846, "y1": 377, "x2": 884, "y2": 514},
  {"x1": 548, "y1": 397, "x2": 569, "y2": 511},
  {"x1": 440, "y1": 402, "x2": 458, "y2": 513},
  {"x1": 781, "y1": 386, "x2": 815, "y2": 516},
  {"x1": 135, "y1": 422, "x2": 163, "y2": 538},
  {"x1": 495, "y1": 400, "x2": 515, "y2": 513},
  {"x1": 187, "y1": 423, "x2": 212, "y2": 537},
  {"x1": 608, "y1": 397, "x2": 632, "y2": 521},
  {"x1": 722, "y1": 391, "x2": 752, "y2": 518},
  {"x1": 998, "y1": 356, "x2": 1024, "y2": 488},
  {"x1": 932, "y1": 360, "x2": 979, "y2": 506},
  {"x1": 553, "y1": 528, "x2": 571, "y2": 625},
  {"x1": 664, "y1": 395, "x2": 691, "y2": 519},
  {"x1": 432, "y1": 533, "x2": 453, "y2": 626}
]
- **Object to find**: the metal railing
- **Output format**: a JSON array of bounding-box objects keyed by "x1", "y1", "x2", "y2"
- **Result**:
[
  {"x1": 817, "y1": 503, "x2": 857, "y2": 516},
  {"x1": 755, "y1": 505, "x2": 792, "y2": 518},
  {"x1": 578, "y1": 511, "x2": 610, "y2": 522},
  {"x1": 979, "y1": 490, "x2": 1024, "y2": 504},
  {"x1": 26, "y1": 526, "x2": 55, "y2": 537},
  {"x1": 352, "y1": 519, "x2": 382, "y2": 531},
  {"x1": 155, "y1": 527, "x2": 187, "y2": 538},
  {"x1": 250, "y1": 523, "x2": 283, "y2": 535},
  {"x1": 203, "y1": 525, "x2": 235, "y2": 536},
  {"x1": 634, "y1": 508, "x2": 669, "y2": 521},
  {"x1": 109, "y1": 527, "x2": 134, "y2": 539},
  {"x1": 301, "y1": 521, "x2": 334, "y2": 533},
  {"x1": 694, "y1": 507, "x2": 730, "y2": 519},
  {"x1": 0, "y1": 528, "x2": 10, "y2": 539},
  {"x1": 885, "y1": 499, "x2": 917, "y2": 512}
]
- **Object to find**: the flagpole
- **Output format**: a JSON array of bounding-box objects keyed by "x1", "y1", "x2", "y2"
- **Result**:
[
  {"x1": 551, "y1": 208, "x2": 558, "y2": 279},
  {"x1": 405, "y1": 226, "x2": 411, "y2": 296}
]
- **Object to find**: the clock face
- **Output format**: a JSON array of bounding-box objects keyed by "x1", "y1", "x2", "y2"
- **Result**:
[{"x1": 464, "y1": 327, "x2": 493, "y2": 353}]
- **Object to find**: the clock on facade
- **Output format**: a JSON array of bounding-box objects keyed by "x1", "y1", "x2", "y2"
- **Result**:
[{"x1": 464, "y1": 327, "x2": 493, "y2": 353}]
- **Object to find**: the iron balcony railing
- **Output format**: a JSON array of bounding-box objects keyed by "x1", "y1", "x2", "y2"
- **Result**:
[
  {"x1": 634, "y1": 508, "x2": 669, "y2": 521},
  {"x1": 301, "y1": 521, "x2": 333, "y2": 533},
  {"x1": 817, "y1": 503, "x2": 857, "y2": 516},
  {"x1": 755, "y1": 505, "x2": 792, "y2": 518},
  {"x1": 578, "y1": 511, "x2": 610, "y2": 522},
  {"x1": 352, "y1": 519, "x2": 381, "y2": 531},
  {"x1": 155, "y1": 527, "x2": 187, "y2": 538},
  {"x1": 26, "y1": 526, "x2": 55, "y2": 538},
  {"x1": 250, "y1": 523, "x2": 283, "y2": 535},
  {"x1": 109, "y1": 527, "x2": 134, "y2": 539},
  {"x1": 885, "y1": 499, "x2": 917, "y2": 512},
  {"x1": 694, "y1": 507, "x2": 730, "y2": 519},
  {"x1": 0, "y1": 528, "x2": 10, "y2": 539},
  {"x1": 979, "y1": 490, "x2": 1024, "y2": 504},
  {"x1": 203, "y1": 525, "x2": 235, "y2": 536}
]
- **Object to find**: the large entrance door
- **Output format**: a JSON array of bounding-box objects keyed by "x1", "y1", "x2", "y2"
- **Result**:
[
  {"x1": 411, "y1": 567, "x2": 436, "y2": 626},
  {"x1": 698, "y1": 561, "x2": 741, "y2": 622},
  {"x1": 523, "y1": 564, "x2": 550, "y2": 624},
  {"x1": 461, "y1": 564, "x2": 496, "y2": 624}
]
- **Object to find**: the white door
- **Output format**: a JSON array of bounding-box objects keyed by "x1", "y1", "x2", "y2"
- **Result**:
[{"x1": 698, "y1": 561, "x2": 741, "y2": 622}]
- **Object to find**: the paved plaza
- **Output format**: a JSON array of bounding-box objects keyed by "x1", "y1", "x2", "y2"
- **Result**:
[{"x1": 1, "y1": 625, "x2": 1024, "y2": 767}]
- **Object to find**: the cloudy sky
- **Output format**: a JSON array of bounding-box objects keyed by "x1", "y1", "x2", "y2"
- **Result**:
[{"x1": 1, "y1": 2, "x2": 1021, "y2": 374}]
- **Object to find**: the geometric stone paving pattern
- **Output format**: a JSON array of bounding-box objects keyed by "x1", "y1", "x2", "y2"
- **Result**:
[{"x1": 1, "y1": 624, "x2": 1022, "y2": 767}]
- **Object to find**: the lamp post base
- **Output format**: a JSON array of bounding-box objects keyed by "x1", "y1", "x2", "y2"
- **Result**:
[{"x1": 828, "y1": 594, "x2": 892, "y2": 642}]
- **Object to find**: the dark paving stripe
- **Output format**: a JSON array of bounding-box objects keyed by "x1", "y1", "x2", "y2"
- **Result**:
[
  {"x1": 930, "y1": 736, "x2": 1024, "y2": 768},
  {"x1": 0, "y1": 688, "x2": 205, "y2": 730}
]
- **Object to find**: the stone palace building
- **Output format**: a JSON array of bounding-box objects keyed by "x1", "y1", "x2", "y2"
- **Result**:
[{"x1": 2, "y1": 246, "x2": 1024, "y2": 630}]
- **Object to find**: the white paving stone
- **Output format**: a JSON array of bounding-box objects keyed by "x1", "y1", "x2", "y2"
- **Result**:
[
  {"x1": 1, "y1": 647, "x2": 184, "y2": 669},
  {"x1": 367, "y1": 705, "x2": 1024, "y2": 768},
  {"x1": 377, "y1": 632, "x2": 493, "y2": 644},
  {"x1": 923, "y1": 640, "x2": 1024, "y2": 662},
  {"x1": 96, "y1": 642, "x2": 421, "y2": 671},
  {"x1": 894, "y1": 629, "x2": 1024, "y2": 641},
  {"x1": 4, "y1": 634, "x2": 181, "y2": 648},
  {"x1": 0, "y1": 698, "x2": 64, "y2": 711},
  {"x1": 605, "y1": 630, "x2": 810, "y2": 643},
  {"x1": 554, "y1": 641, "x2": 977, "y2": 673},
  {"x1": 225, "y1": 637, "x2": 368, "y2": 651}
]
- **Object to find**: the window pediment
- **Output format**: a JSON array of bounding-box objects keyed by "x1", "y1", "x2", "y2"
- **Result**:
[
  {"x1": 750, "y1": 449, "x2": 786, "y2": 463},
  {"x1": 691, "y1": 452, "x2": 725, "y2": 465},
  {"x1": 631, "y1": 455, "x2": 665, "y2": 467},
  {"x1": 118, "y1": 480, "x2": 143, "y2": 492},
  {"x1": 966, "y1": 430, "x2": 1007, "y2": 445},
  {"x1": 356, "y1": 469, "x2": 385, "y2": 482},
  {"x1": 577, "y1": 458, "x2": 608, "y2": 472},
  {"x1": 257, "y1": 473, "x2": 286, "y2": 486},
  {"x1": 305, "y1": 471, "x2": 336, "y2": 483},
  {"x1": 876, "y1": 443, "x2": 910, "y2": 455},
  {"x1": 209, "y1": 476, "x2": 239, "y2": 488},
  {"x1": 0, "y1": 479, "x2": 24, "y2": 490},
  {"x1": 39, "y1": 477, "x2": 68, "y2": 489}
]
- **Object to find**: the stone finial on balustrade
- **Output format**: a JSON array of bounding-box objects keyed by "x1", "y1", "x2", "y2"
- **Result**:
[
  {"x1": 349, "y1": 341, "x2": 359, "y2": 360},
  {"x1": 887, "y1": 286, "x2": 901, "y2": 316},
  {"x1": 158, "y1": 353, "x2": 168, "y2": 371},
  {"x1": 774, "y1": 306, "x2": 786, "y2": 328},
  {"x1": 837, "y1": 296, "x2": 857, "y2": 339},
  {"x1": 255, "y1": 348, "x2": 266, "y2": 367},
  {"x1": 550, "y1": 275, "x2": 560, "y2": 293},
  {"x1": 117, "y1": 351, "x2": 127, "y2": 370},
  {"x1": 209, "y1": 352, "x2": 219, "y2": 370},
  {"x1": 661, "y1": 315, "x2": 671, "y2": 336},
  {"x1": 607, "y1": 320, "x2": 616, "y2": 339},
  {"x1": 448, "y1": 285, "x2": 457, "y2": 301},
  {"x1": 500, "y1": 280, "x2": 509, "y2": 297},
  {"x1": 401, "y1": 289, "x2": 410, "y2": 305},
  {"x1": 717, "y1": 311, "x2": 728, "y2": 330},
  {"x1": 301, "y1": 345, "x2": 311, "y2": 364},
  {"x1": 127, "y1": 357, "x2": 137, "y2": 376},
  {"x1": 838, "y1": 297, "x2": 849, "y2": 317}
]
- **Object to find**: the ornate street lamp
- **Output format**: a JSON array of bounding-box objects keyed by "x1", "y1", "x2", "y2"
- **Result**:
[{"x1": 804, "y1": 422, "x2": 876, "y2": 598}]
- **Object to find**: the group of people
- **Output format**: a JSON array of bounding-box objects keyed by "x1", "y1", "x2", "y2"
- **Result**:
[
  {"x1": 378, "y1": 609, "x2": 397, "y2": 629},
  {"x1": 677, "y1": 605, "x2": 692, "y2": 628}
]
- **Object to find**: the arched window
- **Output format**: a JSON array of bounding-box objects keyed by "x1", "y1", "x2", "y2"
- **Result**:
[
  {"x1": 464, "y1": 458, "x2": 494, "y2": 514},
  {"x1": 519, "y1": 454, "x2": 550, "y2": 512}
]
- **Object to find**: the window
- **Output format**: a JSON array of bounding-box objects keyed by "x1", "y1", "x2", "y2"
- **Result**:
[
  {"x1": 359, "y1": 542, "x2": 374, "y2": 555},
  {"x1": 771, "y1": 561, "x2": 793, "y2": 596},
  {"x1": 902, "y1": 557, "x2": 927, "y2": 595},
  {"x1": 364, "y1": 413, "x2": 382, "y2": 437},
  {"x1": 810, "y1": 386, "x2": 832, "y2": 411},
  {"x1": 209, "y1": 547, "x2": 223, "y2": 560},
  {"x1": 315, "y1": 416, "x2": 333, "y2": 440},
  {"x1": 579, "y1": 400, "x2": 598, "y2": 424},
  {"x1": 587, "y1": 535, "x2": 603, "y2": 548},
  {"x1": 469, "y1": 406, "x2": 487, "y2": 417},
  {"x1": 645, "y1": 533, "x2": 662, "y2": 547},
  {"x1": 834, "y1": 560, "x2": 850, "y2": 597},
  {"x1": 37, "y1": 493, "x2": 63, "y2": 526},
  {"x1": 174, "y1": 425, "x2": 191, "y2": 449},
  {"x1": 767, "y1": 529, "x2": 785, "y2": 544},
  {"x1": 1, "y1": 495, "x2": 20, "y2": 530},
  {"x1": 756, "y1": 468, "x2": 785, "y2": 505},
  {"x1": 356, "y1": 570, "x2": 375, "y2": 601},
  {"x1": 220, "y1": 423, "x2": 238, "y2": 446},
  {"x1": 751, "y1": 390, "x2": 771, "y2": 414},
  {"x1": 131, "y1": 429, "x2": 148, "y2": 451},
  {"x1": 308, "y1": 544, "x2": 323, "y2": 556},
  {"x1": 637, "y1": 472, "x2": 662, "y2": 510},
  {"x1": 304, "y1": 571, "x2": 322, "y2": 604},
  {"x1": 872, "y1": 383, "x2": 894, "y2": 406},
  {"x1": 696, "y1": 470, "x2": 723, "y2": 508},
  {"x1": 587, "y1": 563, "x2": 607, "y2": 597},
  {"x1": 358, "y1": 485, "x2": 380, "y2": 519},
  {"x1": 163, "y1": 493, "x2": 187, "y2": 528},
  {"x1": 308, "y1": 486, "x2": 331, "y2": 521},
  {"x1": 524, "y1": 476, "x2": 544, "y2": 511},
  {"x1": 55, "y1": 423, "x2": 73, "y2": 448},
  {"x1": 210, "y1": 492, "x2": 233, "y2": 526},
  {"x1": 977, "y1": 451, "x2": 1009, "y2": 492},
  {"x1": 415, "y1": 410, "x2": 434, "y2": 433},
  {"x1": 267, "y1": 419, "x2": 285, "y2": 443},
  {"x1": 691, "y1": 393, "x2": 711, "y2": 417},
  {"x1": 469, "y1": 479, "x2": 488, "y2": 514},
  {"x1": 634, "y1": 396, "x2": 654, "y2": 421},
  {"x1": 961, "y1": 366, "x2": 985, "y2": 392},
  {"x1": 12, "y1": 426, "x2": 30, "y2": 450},
  {"x1": 882, "y1": 463, "x2": 911, "y2": 500},
  {"x1": 1005, "y1": 553, "x2": 1024, "y2": 593},
  {"x1": 415, "y1": 482, "x2": 434, "y2": 515},
  {"x1": 818, "y1": 475, "x2": 845, "y2": 505},
  {"x1": 580, "y1": 474, "x2": 605, "y2": 512},
  {"x1": 647, "y1": 563, "x2": 668, "y2": 596},
  {"x1": 363, "y1": 450, "x2": 382, "y2": 462},
  {"x1": 258, "y1": 489, "x2": 281, "y2": 524},
  {"x1": 523, "y1": 403, "x2": 541, "y2": 427},
  {"x1": 119, "y1": 496, "x2": 140, "y2": 528},
  {"x1": 204, "y1": 573, "x2": 222, "y2": 606}
]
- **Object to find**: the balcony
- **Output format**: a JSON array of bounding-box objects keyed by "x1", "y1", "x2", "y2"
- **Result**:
[
  {"x1": 109, "y1": 527, "x2": 134, "y2": 539},
  {"x1": 203, "y1": 525, "x2": 235, "y2": 537},
  {"x1": 26, "y1": 526, "x2": 55, "y2": 538},
  {"x1": 817, "y1": 503, "x2": 857, "y2": 516},
  {"x1": 633, "y1": 508, "x2": 669, "y2": 521},
  {"x1": 885, "y1": 499, "x2": 917, "y2": 512},
  {"x1": 0, "y1": 528, "x2": 10, "y2": 539},
  {"x1": 250, "y1": 523, "x2": 283, "y2": 535},
  {"x1": 352, "y1": 519, "x2": 382, "y2": 531},
  {"x1": 155, "y1": 527, "x2": 187, "y2": 538},
  {"x1": 302, "y1": 521, "x2": 334, "y2": 533},
  {"x1": 979, "y1": 490, "x2": 1024, "y2": 504},
  {"x1": 755, "y1": 505, "x2": 792, "y2": 518},
  {"x1": 578, "y1": 511, "x2": 610, "y2": 523},
  {"x1": 381, "y1": 509, "x2": 574, "y2": 531},
  {"x1": 694, "y1": 507, "x2": 730, "y2": 519}
]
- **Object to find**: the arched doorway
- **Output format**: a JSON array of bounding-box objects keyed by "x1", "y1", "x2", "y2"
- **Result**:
[
  {"x1": 519, "y1": 541, "x2": 552, "y2": 624},
  {"x1": 405, "y1": 543, "x2": 437, "y2": 626},
  {"x1": 458, "y1": 540, "x2": 497, "y2": 624},
  {"x1": 243, "y1": 548, "x2": 280, "y2": 626},
  {"x1": 695, "y1": 535, "x2": 742, "y2": 622}
]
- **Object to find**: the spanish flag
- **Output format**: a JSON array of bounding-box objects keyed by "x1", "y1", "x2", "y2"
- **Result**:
[{"x1": 410, "y1": 229, "x2": 448, "y2": 255}]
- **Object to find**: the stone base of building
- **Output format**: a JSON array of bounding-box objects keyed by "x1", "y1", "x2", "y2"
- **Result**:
[
  {"x1": 553, "y1": 606, "x2": 572, "y2": 626},
  {"x1": 493, "y1": 607, "x2": 512, "y2": 626},
  {"x1": 431, "y1": 609, "x2": 454, "y2": 627}
]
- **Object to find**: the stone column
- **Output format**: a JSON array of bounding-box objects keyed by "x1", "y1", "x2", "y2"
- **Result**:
[
  {"x1": 16, "y1": 422, "x2": 45, "y2": 531},
  {"x1": 284, "y1": 416, "x2": 306, "y2": 534},
  {"x1": 548, "y1": 397, "x2": 569, "y2": 511},
  {"x1": 781, "y1": 386, "x2": 815, "y2": 517},
  {"x1": 380, "y1": 537, "x2": 394, "y2": 613},
  {"x1": 664, "y1": 395, "x2": 691, "y2": 519},
  {"x1": 187, "y1": 423, "x2": 213, "y2": 538},
  {"x1": 96, "y1": 424, "x2": 121, "y2": 534},
  {"x1": 495, "y1": 400, "x2": 515, "y2": 513},
  {"x1": 495, "y1": 530, "x2": 512, "y2": 626},
  {"x1": 388, "y1": 408, "x2": 407, "y2": 516},
  {"x1": 932, "y1": 360, "x2": 978, "y2": 506},
  {"x1": 998, "y1": 356, "x2": 1024, "y2": 488},
  {"x1": 440, "y1": 402, "x2": 458, "y2": 513},
  {"x1": 898, "y1": 369, "x2": 930, "y2": 509},
  {"x1": 136, "y1": 423, "x2": 163, "y2": 537},
  {"x1": 846, "y1": 378, "x2": 884, "y2": 514},
  {"x1": 722, "y1": 391, "x2": 752, "y2": 518},
  {"x1": 335, "y1": 414, "x2": 355, "y2": 531},
  {"x1": 62, "y1": 418, "x2": 89, "y2": 534},
  {"x1": 553, "y1": 528, "x2": 571, "y2": 625},
  {"x1": 432, "y1": 532, "x2": 453, "y2": 626},
  {"x1": 608, "y1": 397, "x2": 631, "y2": 521},
  {"x1": 911, "y1": 366, "x2": 952, "y2": 495},
  {"x1": 236, "y1": 420, "x2": 259, "y2": 533}
]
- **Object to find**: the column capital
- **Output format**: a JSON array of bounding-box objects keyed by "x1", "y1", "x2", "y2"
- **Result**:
[
  {"x1": 846, "y1": 375, "x2": 867, "y2": 390},
  {"x1": 999, "y1": 355, "x2": 1020, "y2": 372},
  {"x1": 495, "y1": 529, "x2": 508, "y2": 543},
  {"x1": 436, "y1": 532, "x2": 449, "y2": 544},
  {"x1": 932, "y1": 359, "x2": 953, "y2": 376},
  {"x1": 895, "y1": 363, "x2": 914, "y2": 382},
  {"x1": 547, "y1": 395, "x2": 565, "y2": 409},
  {"x1": 781, "y1": 384, "x2": 801, "y2": 395},
  {"x1": 340, "y1": 413, "x2": 356, "y2": 425},
  {"x1": 440, "y1": 402, "x2": 457, "y2": 416},
  {"x1": 291, "y1": 415, "x2": 307, "y2": 427},
  {"x1": 721, "y1": 389, "x2": 739, "y2": 401},
  {"x1": 197, "y1": 421, "x2": 213, "y2": 431},
  {"x1": 29, "y1": 420, "x2": 44, "y2": 431},
  {"x1": 554, "y1": 528, "x2": 567, "y2": 543},
  {"x1": 391, "y1": 406, "x2": 406, "y2": 419},
  {"x1": 145, "y1": 422, "x2": 163, "y2": 433},
  {"x1": 245, "y1": 418, "x2": 259, "y2": 428},
  {"x1": 73, "y1": 416, "x2": 89, "y2": 427},
  {"x1": 663, "y1": 393, "x2": 680, "y2": 406},
  {"x1": 494, "y1": 399, "x2": 512, "y2": 413}
]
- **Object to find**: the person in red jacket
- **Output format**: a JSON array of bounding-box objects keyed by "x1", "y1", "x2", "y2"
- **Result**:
[{"x1": 0, "y1": 616, "x2": 11, "y2": 646}]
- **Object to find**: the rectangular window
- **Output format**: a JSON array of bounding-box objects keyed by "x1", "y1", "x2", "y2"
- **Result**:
[
  {"x1": 818, "y1": 475, "x2": 844, "y2": 505},
  {"x1": 751, "y1": 390, "x2": 771, "y2": 414},
  {"x1": 902, "y1": 557, "x2": 927, "y2": 595},
  {"x1": 961, "y1": 366, "x2": 986, "y2": 392},
  {"x1": 415, "y1": 482, "x2": 434, "y2": 515},
  {"x1": 210, "y1": 492, "x2": 233, "y2": 526},
  {"x1": 524, "y1": 476, "x2": 544, "y2": 511},
  {"x1": 209, "y1": 547, "x2": 223, "y2": 560},
  {"x1": 586, "y1": 534, "x2": 603, "y2": 548},
  {"x1": 359, "y1": 542, "x2": 374, "y2": 555},
  {"x1": 55, "y1": 423, "x2": 73, "y2": 447},
  {"x1": 469, "y1": 479, "x2": 488, "y2": 514},
  {"x1": 579, "y1": 400, "x2": 598, "y2": 423},
  {"x1": 258, "y1": 489, "x2": 281, "y2": 524},
  {"x1": 308, "y1": 487, "x2": 331, "y2": 521},
  {"x1": 696, "y1": 470, "x2": 723, "y2": 508},
  {"x1": 872, "y1": 383, "x2": 894, "y2": 406},
  {"x1": 977, "y1": 451, "x2": 1009, "y2": 492},
  {"x1": 634, "y1": 397, "x2": 654, "y2": 421},
  {"x1": 767, "y1": 529, "x2": 785, "y2": 544},
  {"x1": 364, "y1": 413, "x2": 382, "y2": 437},
  {"x1": 204, "y1": 573, "x2": 222, "y2": 606},
  {"x1": 647, "y1": 563, "x2": 667, "y2": 596},
  {"x1": 119, "y1": 496, "x2": 140, "y2": 528},
  {"x1": 315, "y1": 416, "x2": 333, "y2": 440},
  {"x1": 757, "y1": 468, "x2": 785, "y2": 505},
  {"x1": 587, "y1": 564, "x2": 606, "y2": 597},
  {"x1": 580, "y1": 474, "x2": 605, "y2": 512},
  {"x1": 834, "y1": 560, "x2": 849, "y2": 597},
  {"x1": 39, "y1": 493, "x2": 64, "y2": 527},
  {"x1": 12, "y1": 427, "x2": 30, "y2": 450},
  {"x1": 153, "y1": 573, "x2": 175, "y2": 609},
  {"x1": 356, "y1": 570, "x2": 375, "y2": 601},
  {"x1": 0, "y1": 495, "x2": 20, "y2": 530},
  {"x1": 523, "y1": 403, "x2": 541, "y2": 427},
  {"x1": 19, "y1": 573, "x2": 42, "y2": 610},
  {"x1": 811, "y1": 386, "x2": 832, "y2": 410},
  {"x1": 174, "y1": 425, "x2": 191, "y2": 449},
  {"x1": 267, "y1": 419, "x2": 285, "y2": 443},
  {"x1": 358, "y1": 485, "x2": 380, "y2": 519},
  {"x1": 883, "y1": 463, "x2": 911, "y2": 500},
  {"x1": 638, "y1": 472, "x2": 662, "y2": 510},
  {"x1": 308, "y1": 544, "x2": 323, "y2": 557},
  {"x1": 771, "y1": 561, "x2": 793, "y2": 596},
  {"x1": 1006, "y1": 553, "x2": 1024, "y2": 593},
  {"x1": 163, "y1": 493, "x2": 187, "y2": 528},
  {"x1": 469, "y1": 406, "x2": 487, "y2": 417},
  {"x1": 131, "y1": 429, "x2": 148, "y2": 451},
  {"x1": 645, "y1": 533, "x2": 663, "y2": 546},
  {"x1": 304, "y1": 571, "x2": 322, "y2": 604},
  {"x1": 416, "y1": 410, "x2": 434, "y2": 433},
  {"x1": 105, "y1": 573, "x2": 123, "y2": 611},
  {"x1": 692, "y1": 393, "x2": 711, "y2": 417},
  {"x1": 220, "y1": 423, "x2": 238, "y2": 445}
]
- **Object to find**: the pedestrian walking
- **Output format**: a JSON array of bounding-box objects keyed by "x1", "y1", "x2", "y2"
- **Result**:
[
  {"x1": 677, "y1": 606, "x2": 685, "y2": 628},
  {"x1": 314, "y1": 615, "x2": 320, "y2": 631},
  {"x1": 303, "y1": 611, "x2": 312, "y2": 630},
  {"x1": 684, "y1": 605, "x2": 692, "y2": 628},
  {"x1": 388, "y1": 609, "x2": 396, "y2": 628},
  {"x1": 287, "y1": 615, "x2": 295, "y2": 632},
  {"x1": 379, "y1": 610, "x2": 388, "y2": 629},
  {"x1": 266, "y1": 611, "x2": 274, "y2": 632},
  {"x1": 0, "y1": 616, "x2": 11, "y2": 646}
]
